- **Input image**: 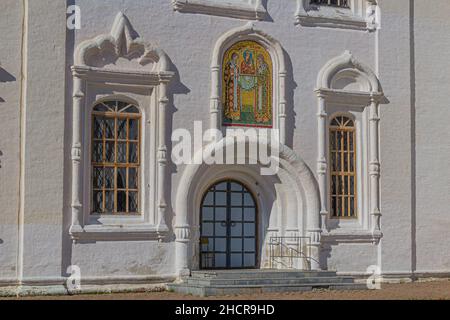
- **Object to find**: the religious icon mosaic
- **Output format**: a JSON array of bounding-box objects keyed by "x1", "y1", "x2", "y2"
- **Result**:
[{"x1": 222, "y1": 41, "x2": 273, "y2": 128}]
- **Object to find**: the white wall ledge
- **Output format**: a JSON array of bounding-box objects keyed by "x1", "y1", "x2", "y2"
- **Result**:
[
  {"x1": 321, "y1": 230, "x2": 382, "y2": 244},
  {"x1": 172, "y1": 0, "x2": 267, "y2": 20},
  {"x1": 69, "y1": 224, "x2": 169, "y2": 242}
]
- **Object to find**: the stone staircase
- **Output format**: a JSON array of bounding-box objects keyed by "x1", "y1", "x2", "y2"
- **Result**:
[{"x1": 167, "y1": 269, "x2": 366, "y2": 297}]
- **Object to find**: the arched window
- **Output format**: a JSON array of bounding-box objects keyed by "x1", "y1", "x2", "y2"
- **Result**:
[
  {"x1": 222, "y1": 40, "x2": 273, "y2": 128},
  {"x1": 329, "y1": 116, "x2": 357, "y2": 218},
  {"x1": 91, "y1": 100, "x2": 141, "y2": 215}
]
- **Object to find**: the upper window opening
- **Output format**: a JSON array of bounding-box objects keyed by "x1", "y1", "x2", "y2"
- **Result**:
[
  {"x1": 222, "y1": 40, "x2": 273, "y2": 128},
  {"x1": 91, "y1": 100, "x2": 141, "y2": 215},
  {"x1": 329, "y1": 116, "x2": 357, "y2": 219},
  {"x1": 310, "y1": 0, "x2": 349, "y2": 8}
]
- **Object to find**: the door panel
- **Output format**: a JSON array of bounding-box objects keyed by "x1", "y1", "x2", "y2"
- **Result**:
[{"x1": 200, "y1": 180, "x2": 257, "y2": 269}]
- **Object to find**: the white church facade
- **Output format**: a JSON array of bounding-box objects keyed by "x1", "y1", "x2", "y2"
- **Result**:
[{"x1": 0, "y1": 0, "x2": 449, "y2": 294}]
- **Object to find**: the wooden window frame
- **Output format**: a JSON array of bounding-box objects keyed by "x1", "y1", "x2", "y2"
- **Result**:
[
  {"x1": 91, "y1": 101, "x2": 141, "y2": 216},
  {"x1": 329, "y1": 115, "x2": 357, "y2": 219}
]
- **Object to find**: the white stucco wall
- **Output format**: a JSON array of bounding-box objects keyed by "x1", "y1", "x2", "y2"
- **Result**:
[
  {"x1": 0, "y1": 0, "x2": 449, "y2": 288},
  {"x1": 413, "y1": 0, "x2": 450, "y2": 273},
  {"x1": 0, "y1": 0, "x2": 23, "y2": 280}
]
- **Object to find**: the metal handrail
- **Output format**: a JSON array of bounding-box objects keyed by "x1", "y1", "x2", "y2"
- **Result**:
[{"x1": 269, "y1": 236, "x2": 312, "y2": 270}]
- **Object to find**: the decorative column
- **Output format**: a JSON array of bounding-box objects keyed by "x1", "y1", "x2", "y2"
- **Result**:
[
  {"x1": 70, "y1": 68, "x2": 85, "y2": 236},
  {"x1": 157, "y1": 80, "x2": 170, "y2": 238},
  {"x1": 279, "y1": 70, "x2": 287, "y2": 145},
  {"x1": 369, "y1": 95, "x2": 381, "y2": 233},
  {"x1": 175, "y1": 224, "x2": 191, "y2": 277},
  {"x1": 307, "y1": 229, "x2": 322, "y2": 271},
  {"x1": 316, "y1": 90, "x2": 328, "y2": 233},
  {"x1": 210, "y1": 65, "x2": 221, "y2": 133}
]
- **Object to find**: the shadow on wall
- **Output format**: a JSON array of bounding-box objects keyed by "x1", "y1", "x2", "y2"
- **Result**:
[
  {"x1": 283, "y1": 48, "x2": 297, "y2": 149},
  {"x1": 0, "y1": 67, "x2": 17, "y2": 103},
  {"x1": 164, "y1": 55, "x2": 191, "y2": 241},
  {"x1": 261, "y1": 0, "x2": 274, "y2": 22},
  {"x1": 0, "y1": 150, "x2": 3, "y2": 168}
]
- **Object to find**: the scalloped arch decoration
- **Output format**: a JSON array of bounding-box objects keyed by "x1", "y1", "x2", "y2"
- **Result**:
[{"x1": 74, "y1": 12, "x2": 169, "y2": 72}]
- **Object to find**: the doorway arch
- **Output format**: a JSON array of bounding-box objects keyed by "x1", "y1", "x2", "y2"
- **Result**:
[{"x1": 200, "y1": 179, "x2": 258, "y2": 270}]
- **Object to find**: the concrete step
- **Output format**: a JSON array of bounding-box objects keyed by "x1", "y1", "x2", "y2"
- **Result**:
[
  {"x1": 189, "y1": 269, "x2": 337, "y2": 279},
  {"x1": 185, "y1": 276, "x2": 355, "y2": 286},
  {"x1": 167, "y1": 282, "x2": 367, "y2": 297}
]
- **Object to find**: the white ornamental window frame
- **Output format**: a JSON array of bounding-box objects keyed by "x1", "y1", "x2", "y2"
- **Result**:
[
  {"x1": 295, "y1": 0, "x2": 379, "y2": 31},
  {"x1": 172, "y1": 0, "x2": 267, "y2": 20},
  {"x1": 315, "y1": 51, "x2": 384, "y2": 244},
  {"x1": 69, "y1": 13, "x2": 174, "y2": 242}
]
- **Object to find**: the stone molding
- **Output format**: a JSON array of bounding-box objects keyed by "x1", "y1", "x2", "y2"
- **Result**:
[
  {"x1": 70, "y1": 12, "x2": 174, "y2": 242},
  {"x1": 209, "y1": 22, "x2": 288, "y2": 144},
  {"x1": 315, "y1": 51, "x2": 384, "y2": 242},
  {"x1": 172, "y1": 0, "x2": 266, "y2": 20},
  {"x1": 295, "y1": 0, "x2": 379, "y2": 31}
]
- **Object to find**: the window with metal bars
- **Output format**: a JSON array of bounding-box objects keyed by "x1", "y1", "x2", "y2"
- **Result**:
[
  {"x1": 91, "y1": 101, "x2": 141, "y2": 215},
  {"x1": 329, "y1": 116, "x2": 357, "y2": 218},
  {"x1": 310, "y1": 0, "x2": 349, "y2": 8}
]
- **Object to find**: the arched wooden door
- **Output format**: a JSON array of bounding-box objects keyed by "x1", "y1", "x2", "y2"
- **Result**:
[{"x1": 200, "y1": 180, "x2": 258, "y2": 269}]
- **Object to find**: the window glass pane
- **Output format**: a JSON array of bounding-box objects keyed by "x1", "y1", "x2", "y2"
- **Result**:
[
  {"x1": 230, "y1": 192, "x2": 242, "y2": 206},
  {"x1": 230, "y1": 222, "x2": 242, "y2": 237},
  {"x1": 230, "y1": 254, "x2": 242, "y2": 268},
  {"x1": 117, "y1": 143, "x2": 127, "y2": 163},
  {"x1": 215, "y1": 238, "x2": 226, "y2": 252},
  {"x1": 94, "y1": 117, "x2": 104, "y2": 139},
  {"x1": 105, "y1": 142, "x2": 115, "y2": 162},
  {"x1": 215, "y1": 192, "x2": 227, "y2": 206},
  {"x1": 203, "y1": 192, "x2": 214, "y2": 206},
  {"x1": 117, "y1": 191, "x2": 126, "y2": 212},
  {"x1": 202, "y1": 207, "x2": 214, "y2": 221},
  {"x1": 244, "y1": 254, "x2": 255, "y2": 267},
  {"x1": 125, "y1": 106, "x2": 140, "y2": 114},
  {"x1": 244, "y1": 193, "x2": 254, "y2": 206},
  {"x1": 105, "y1": 119, "x2": 115, "y2": 138},
  {"x1": 105, "y1": 191, "x2": 114, "y2": 212},
  {"x1": 117, "y1": 119, "x2": 127, "y2": 139},
  {"x1": 202, "y1": 223, "x2": 214, "y2": 237},
  {"x1": 215, "y1": 182, "x2": 227, "y2": 191},
  {"x1": 93, "y1": 142, "x2": 103, "y2": 162},
  {"x1": 117, "y1": 101, "x2": 129, "y2": 111},
  {"x1": 93, "y1": 191, "x2": 103, "y2": 213},
  {"x1": 215, "y1": 254, "x2": 226, "y2": 268},
  {"x1": 244, "y1": 223, "x2": 255, "y2": 237},
  {"x1": 230, "y1": 182, "x2": 243, "y2": 191},
  {"x1": 215, "y1": 222, "x2": 227, "y2": 237},
  {"x1": 104, "y1": 167, "x2": 114, "y2": 189},
  {"x1": 93, "y1": 104, "x2": 110, "y2": 112},
  {"x1": 244, "y1": 238, "x2": 255, "y2": 252},
  {"x1": 129, "y1": 192, "x2": 138, "y2": 213},
  {"x1": 244, "y1": 208, "x2": 255, "y2": 221},
  {"x1": 129, "y1": 142, "x2": 138, "y2": 163},
  {"x1": 129, "y1": 119, "x2": 139, "y2": 140},
  {"x1": 231, "y1": 238, "x2": 242, "y2": 252},
  {"x1": 231, "y1": 208, "x2": 242, "y2": 221},
  {"x1": 129, "y1": 167, "x2": 138, "y2": 189},
  {"x1": 215, "y1": 207, "x2": 226, "y2": 221},
  {"x1": 93, "y1": 167, "x2": 103, "y2": 189},
  {"x1": 117, "y1": 167, "x2": 126, "y2": 189}
]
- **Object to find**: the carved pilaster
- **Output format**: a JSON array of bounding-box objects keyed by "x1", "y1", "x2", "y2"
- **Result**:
[
  {"x1": 157, "y1": 84, "x2": 170, "y2": 236},
  {"x1": 70, "y1": 74, "x2": 85, "y2": 233},
  {"x1": 279, "y1": 70, "x2": 287, "y2": 145},
  {"x1": 369, "y1": 95, "x2": 381, "y2": 233},
  {"x1": 316, "y1": 91, "x2": 328, "y2": 232}
]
